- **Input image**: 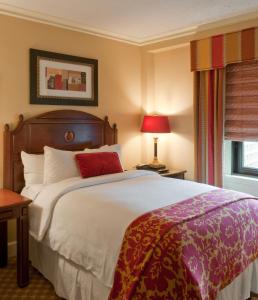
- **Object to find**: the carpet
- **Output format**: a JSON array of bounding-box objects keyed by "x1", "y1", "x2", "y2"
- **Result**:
[
  {"x1": 0, "y1": 258, "x2": 257, "y2": 300},
  {"x1": 0, "y1": 258, "x2": 61, "y2": 299}
]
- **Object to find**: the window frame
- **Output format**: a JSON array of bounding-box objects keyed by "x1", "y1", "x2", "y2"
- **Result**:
[{"x1": 232, "y1": 141, "x2": 258, "y2": 177}]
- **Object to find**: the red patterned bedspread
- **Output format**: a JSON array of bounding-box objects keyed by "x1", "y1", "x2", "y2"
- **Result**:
[{"x1": 109, "y1": 189, "x2": 258, "y2": 300}]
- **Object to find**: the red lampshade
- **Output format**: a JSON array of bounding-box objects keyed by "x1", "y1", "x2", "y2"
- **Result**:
[{"x1": 141, "y1": 115, "x2": 171, "y2": 133}]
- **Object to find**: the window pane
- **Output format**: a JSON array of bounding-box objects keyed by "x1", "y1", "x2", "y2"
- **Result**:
[{"x1": 243, "y1": 142, "x2": 258, "y2": 168}]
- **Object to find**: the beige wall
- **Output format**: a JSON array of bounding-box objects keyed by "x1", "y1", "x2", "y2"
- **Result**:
[
  {"x1": 153, "y1": 46, "x2": 194, "y2": 179},
  {"x1": 0, "y1": 14, "x2": 142, "y2": 241},
  {"x1": 140, "y1": 46, "x2": 194, "y2": 179},
  {"x1": 0, "y1": 14, "x2": 143, "y2": 176}
]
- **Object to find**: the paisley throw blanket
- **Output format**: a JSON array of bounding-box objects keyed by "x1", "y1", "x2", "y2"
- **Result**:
[{"x1": 109, "y1": 189, "x2": 258, "y2": 300}]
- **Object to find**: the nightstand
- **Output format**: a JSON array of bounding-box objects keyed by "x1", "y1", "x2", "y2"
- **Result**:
[
  {"x1": 161, "y1": 170, "x2": 186, "y2": 179},
  {"x1": 0, "y1": 189, "x2": 32, "y2": 287}
]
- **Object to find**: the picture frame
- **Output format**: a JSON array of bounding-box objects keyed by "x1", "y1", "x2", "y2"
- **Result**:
[{"x1": 30, "y1": 49, "x2": 98, "y2": 106}]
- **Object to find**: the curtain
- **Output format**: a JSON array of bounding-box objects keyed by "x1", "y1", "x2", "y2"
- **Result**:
[
  {"x1": 191, "y1": 28, "x2": 257, "y2": 72},
  {"x1": 194, "y1": 69, "x2": 224, "y2": 187},
  {"x1": 192, "y1": 26, "x2": 258, "y2": 186},
  {"x1": 225, "y1": 60, "x2": 258, "y2": 141}
]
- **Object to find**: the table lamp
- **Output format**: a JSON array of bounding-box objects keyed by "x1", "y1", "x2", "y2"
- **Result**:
[{"x1": 141, "y1": 115, "x2": 171, "y2": 169}]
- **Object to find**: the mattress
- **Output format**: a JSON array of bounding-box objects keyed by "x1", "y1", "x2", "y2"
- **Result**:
[
  {"x1": 26, "y1": 170, "x2": 258, "y2": 299},
  {"x1": 30, "y1": 238, "x2": 258, "y2": 300}
]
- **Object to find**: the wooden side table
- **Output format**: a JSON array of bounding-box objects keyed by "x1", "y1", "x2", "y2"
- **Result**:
[
  {"x1": 161, "y1": 170, "x2": 187, "y2": 179},
  {"x1": 0, "y1": 189, "x2": 32, "y2": 287}
]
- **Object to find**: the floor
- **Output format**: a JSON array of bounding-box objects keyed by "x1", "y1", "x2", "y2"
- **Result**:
[
  {"x1": 0, "y1": 257, "x2": 61, "y2": 299},
  {"x1": 0, "y1": 258, "x2": 257, "y2": 300}
]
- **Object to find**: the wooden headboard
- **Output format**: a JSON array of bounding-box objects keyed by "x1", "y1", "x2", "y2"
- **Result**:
[{"x1": 3, "y1": 110, "x2": 117, "y2": 192}]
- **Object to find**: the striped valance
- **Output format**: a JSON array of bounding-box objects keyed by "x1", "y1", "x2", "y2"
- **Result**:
[
  {"x1": 191, "y1": 28, "x2": 258, "y2": 72},
  {"x1": 225, "y1": 60, "x2": 258, "y2": 141}
]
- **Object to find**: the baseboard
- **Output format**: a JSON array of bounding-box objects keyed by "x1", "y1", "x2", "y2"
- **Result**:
[
  {"x1": 251, "y1": 292, "x2": 258, "y2": 297},
  {"x1": 8, "y1": 241, "x2": 17, "y2": 257}
]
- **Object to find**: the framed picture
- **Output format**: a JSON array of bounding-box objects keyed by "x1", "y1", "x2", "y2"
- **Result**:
[{"x1": 30, "y1": 49, "x2": 98, "y2": 106}]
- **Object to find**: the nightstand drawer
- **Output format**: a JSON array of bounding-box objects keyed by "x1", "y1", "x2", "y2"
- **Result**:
[
  {"x1": 0, "y1": 209, "x2": 14, "y2": 220},
  {"x1": 161, "y1": 170, "x2": 186, "y2": 179}
]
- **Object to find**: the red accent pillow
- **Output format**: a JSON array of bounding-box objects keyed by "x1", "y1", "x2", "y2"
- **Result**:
[{"x1": 75, "y1": 152, "x2": 123, "y2": 178}]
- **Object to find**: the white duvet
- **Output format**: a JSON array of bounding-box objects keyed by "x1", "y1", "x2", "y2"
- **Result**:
[{"x1": 27, "y1": 170, "x2": 215, "y2": 288}]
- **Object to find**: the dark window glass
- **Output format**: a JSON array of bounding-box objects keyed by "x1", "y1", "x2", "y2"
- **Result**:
[{"x1": 232, "y1": 142, "x2": 258, "y2": 177}]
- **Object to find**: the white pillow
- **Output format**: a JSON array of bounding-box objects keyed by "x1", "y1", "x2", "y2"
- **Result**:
[
  {"x1": 21, "y1": 184, "x2": 44, "y2": 200},
  {"x1": 84, "y1": 144, "x2": 122, "y2": 165},
  {"x1": 21, "y1": 151, "x2": 44, "y2": 186},
  {"x1": 44, "y1": 146, "x2": 84, "y2": 184}
]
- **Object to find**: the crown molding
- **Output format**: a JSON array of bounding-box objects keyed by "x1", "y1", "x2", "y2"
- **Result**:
[
  {"x1": 196, "y1": 7, "x2": 258, "y2": 33},
  {"x1": 0, "y1": 3, "x2": 197, "y2": 45},
  {"x1": 0, "y1": 3, "x2": 201, "y2": 47},
  {"x1": 0, "y1": 3, "x2": 140, "y2": 45},
  {"x1": 1, "y1": 3, "x2": 258, "y2": 47},
  {"x1": 148, "y1": 42, "x2": 190, "y2": 53},
  {"x1": 139, "y1": 27, "x2": 197, "y2": 46}
]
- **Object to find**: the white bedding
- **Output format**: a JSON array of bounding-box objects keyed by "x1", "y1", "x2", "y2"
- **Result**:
[
  {"x1": 29, "y1": 170, "x2": 215, "y2": 288},
  {"x1": 22, "y1": 184, "x2": 45, "y2": 200},
  {"x1": 28, "y1": 170, "x2": 257, "y2": 299},
  {"x1": 30, "y1": 236, "x2": 258, "y2": 300}
]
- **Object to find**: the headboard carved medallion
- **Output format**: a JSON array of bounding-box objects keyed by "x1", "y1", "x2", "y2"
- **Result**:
[
  {"x1": 64, "y1": 130, "x2": 75, "y2": 143},
  {"x1": 3, "y1": 110, "x2": 117, "y2": 192}
]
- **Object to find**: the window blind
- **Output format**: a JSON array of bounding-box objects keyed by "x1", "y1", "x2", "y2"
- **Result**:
[{"x1": 225, "y1": 60, "x2": 258, "y2": 141}]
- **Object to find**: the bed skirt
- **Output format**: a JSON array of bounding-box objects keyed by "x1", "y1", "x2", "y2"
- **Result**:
[{"x1": 30, "y1": 237, "x2": 258, "y2": 300}]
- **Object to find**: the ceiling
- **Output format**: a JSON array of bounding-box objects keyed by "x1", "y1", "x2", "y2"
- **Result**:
[{"x1": 1, "y1": 0, "x2": 258, "y2": 44}]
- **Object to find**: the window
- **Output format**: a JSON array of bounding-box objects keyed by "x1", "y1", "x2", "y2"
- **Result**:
[
  {"x1": 232, "y1": 141, "x2": 258, "y2": 176},
  {"x1": 226, "y1": 61, "x2": 258, "y2": 178}
]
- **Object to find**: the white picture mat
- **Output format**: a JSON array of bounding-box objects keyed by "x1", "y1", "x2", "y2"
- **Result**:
[{"x1": 39, "y1": 59, "x2": 93, "y2": 99}]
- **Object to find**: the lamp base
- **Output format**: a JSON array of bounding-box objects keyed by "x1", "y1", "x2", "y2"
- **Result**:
[
  {"x1": 148, "y1": 157, "x2": 166, "y2": 170},
  {"x1": 148, "y1": 163, "x2": 166, "y2": 170}
]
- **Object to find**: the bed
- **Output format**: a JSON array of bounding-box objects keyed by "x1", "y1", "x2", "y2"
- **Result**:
[{"x1": 3, "y1": 110, "x2": 258, "y2": 300}]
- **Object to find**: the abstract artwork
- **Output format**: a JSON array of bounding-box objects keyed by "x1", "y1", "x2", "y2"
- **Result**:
[{"x1": 30, "y1": 49, "x2": 98, "y2": 106}]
